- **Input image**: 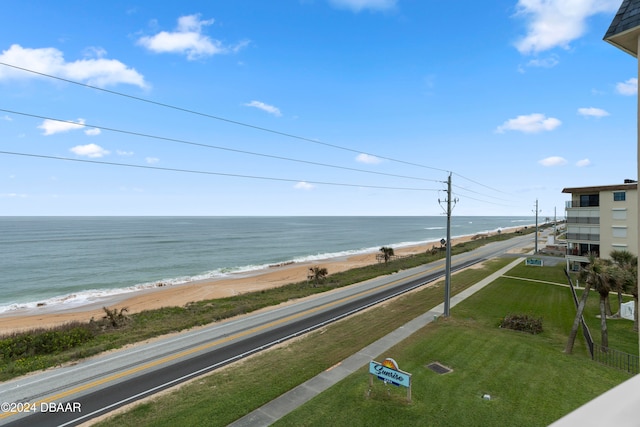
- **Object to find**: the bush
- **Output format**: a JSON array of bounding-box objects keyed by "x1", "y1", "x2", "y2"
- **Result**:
[
  {"x1": 499, "y1": 314, "x2": 543, "y2": 335},
  {"x1": 0, "y1": 322, "x2": 96, "y2": 361}
]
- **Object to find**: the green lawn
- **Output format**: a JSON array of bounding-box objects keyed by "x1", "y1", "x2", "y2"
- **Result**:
[
  {"x1": 96, "y1": 259, "x2": 636, "y2": 427},
  {"x1": 274, "y1": 263, "x2": 635, "y2": 427}
]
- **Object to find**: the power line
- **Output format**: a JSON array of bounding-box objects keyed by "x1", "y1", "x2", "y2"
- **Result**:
[
  {"x1": 0, "y1": 62, "x2": 525, "y2": 204},
  {"x1": 0, "y1": 62, "x2": 450, "y2": 174},
  {"x1": 451, "y1": 191, "x2": 518, "y2": 208},
  {"x1": 452, "y1": 171, "x2": 511, "y2": 195},
  {"x1": 0, "y1": 108, "x2": 442, "y2": 184},
  {"x1": 0, "y1": 150, "x2": 441, "y2": 192},
  {"x1": 452, "y1": 183, "x2": 516, "y2": 202}
]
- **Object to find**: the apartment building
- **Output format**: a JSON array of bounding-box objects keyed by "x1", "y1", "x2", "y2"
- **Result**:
[{"x1": 562, "y1": 180, "x2": 638, "y2": 271}]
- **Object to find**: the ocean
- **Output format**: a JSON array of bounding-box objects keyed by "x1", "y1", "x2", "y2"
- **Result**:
[{"x1": 0, "y1": 216, "x2": 535, "y2": 313}]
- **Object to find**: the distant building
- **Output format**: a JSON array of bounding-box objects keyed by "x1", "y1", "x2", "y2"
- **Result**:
[{"x1": 562, "y1": 180, "x2": 638, "y2": 270}]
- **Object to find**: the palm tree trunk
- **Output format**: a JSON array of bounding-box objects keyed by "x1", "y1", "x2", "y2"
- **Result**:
[
  {"x1": 600, "y1": 295, "x2": 609, "y2": 350},
  {"x1": 616, "y1": 290, "x2": 623, "y2": 318},
  {"x1": 565, "y1": 283, "x2": 592, "y2": 354},
  {"x1": 634, "y1": 297, "x2": 639, "y2": 333},
  {"x1": 604, "y1": 294, "x2": 613, "y2": 316}
]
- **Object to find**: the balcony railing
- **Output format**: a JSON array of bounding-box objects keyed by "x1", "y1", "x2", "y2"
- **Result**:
[
  {"x1": 566, "y1": 233, "x2": 600, "y2": 241},
  {"x1": 566, "y1": 217, "x2": 600, "y2": 224},
  {"x1": 566, "y1": 248, "x2": 600, "y2": 257},
  {"x1": 565, "y1": 201, "x2": 600, "y2": 208}
]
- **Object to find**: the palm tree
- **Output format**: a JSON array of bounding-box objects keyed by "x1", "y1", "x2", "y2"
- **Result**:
[
  {"x1": 630, "y1": 266, "x2": 639, "y2": 332},
  {"x1": 379, "y1": 246, "x2": 394, "y2": 264},
  {"x1": 610, "y1": 250, "x2": 638, "y2": 325},
  {"x1": 308, "y1": 266, "x2": 328, "y2": 286},
  {"x1": 594, "y1": 263, "x2": 618, "y2": 350},
  {"x1": 622, "y1": 265, "x2": 638, "y2": 332},
  {"x1": 565, "y1": 254, "x2": 607, "y2": 354}
]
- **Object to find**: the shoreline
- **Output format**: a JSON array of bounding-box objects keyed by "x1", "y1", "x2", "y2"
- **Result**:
[{"x1": 0, "y1": 227, "x2": 525, "y2": 334}]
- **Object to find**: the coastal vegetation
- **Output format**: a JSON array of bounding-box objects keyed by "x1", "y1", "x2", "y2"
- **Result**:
[
  {"x1": 95, "y1": 257, "x2": 636, "y2": 427},
  {"x1": 379, "y1": 246, "x2": 394, "y2": 263},
  {"x1": 307, "y1": 265, "x2": 329, "y2": 286},
  {"x1": 565, "y1": 250, "x2": 638, "y2": 354},
  {"x1": 0, "y1": 228, "x2": 534, "y2": 380}
]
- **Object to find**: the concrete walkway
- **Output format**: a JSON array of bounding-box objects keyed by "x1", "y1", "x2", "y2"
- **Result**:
[{"x1": 229, "y1": 257, "x2": 524, "y2": 427}]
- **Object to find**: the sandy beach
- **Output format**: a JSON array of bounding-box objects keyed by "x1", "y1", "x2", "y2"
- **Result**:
[{"x1": 0, "y1": 229, "x2": 520, "y2": 335}]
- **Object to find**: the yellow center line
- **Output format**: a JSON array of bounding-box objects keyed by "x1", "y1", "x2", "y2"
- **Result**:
[{"x1": 2, "y1": 261, "x2": 447, "y2": 419}]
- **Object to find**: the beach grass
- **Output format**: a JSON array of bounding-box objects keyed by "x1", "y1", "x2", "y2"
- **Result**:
[
  {"x1": 0, "y1": 229, "x2": 532, "y2": 380},
  {"x1": 94, "y1": 259, "x2": 636, "y2": 427}
]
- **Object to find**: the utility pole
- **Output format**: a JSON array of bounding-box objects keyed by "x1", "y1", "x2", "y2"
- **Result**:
[
  {"x1": 533, "y1": 199, "x2": 540, "y2": 254},
  {"x1": 439, "y1": 173, "x2": 457, "y2": 317}
]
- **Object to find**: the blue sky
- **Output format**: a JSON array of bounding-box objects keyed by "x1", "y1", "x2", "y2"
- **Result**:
[{"x1": 0, "y1": 0, "x2": 636, "y2": 217}]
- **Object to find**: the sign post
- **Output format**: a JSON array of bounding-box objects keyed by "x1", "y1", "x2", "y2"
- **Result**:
[{"x1": 369, "y1": 358, "x2": 412, "y2": 402}]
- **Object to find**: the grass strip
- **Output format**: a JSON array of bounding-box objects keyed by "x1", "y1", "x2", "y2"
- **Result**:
[
  {"x1": 95, "y1": 258, "x2": 636, "y2": 426},
  {"x1": 275, "y1": 264, "x2": 634, "y2": 426}
]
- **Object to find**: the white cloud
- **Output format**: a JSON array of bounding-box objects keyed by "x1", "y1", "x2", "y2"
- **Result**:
[
  {"x1": 244, "y1": 100, "x2": 282, "y2": 117},
  {"x1": 117, "y1": 150, "x2": 134, "y2": 156},
  {"x1": 616, "y1": 78, "x2": 638, "y2": 96},
  {"x1": 38, "y1": 119, "x2": 101, "y2": 136},
  {"x1": 328, "y1": 0, "x2": 397, "y2": 12},
  {"x1": 496, "y1": 113, "x2": 561, "y2": 133},
  {"x1": 576, "y1": 158, "x2": 591, "y2": 167},
  {"x1": 145, "y1": 157, "x2": 160, "y2": 164},
  {"x1": 83, "y1": 46, "x2": 107, "y2": 59},
  {"x1": 294, "y1": 181, "x2": 315, "y2": 190},
  {"x1": 137, "y1": 14, "x2": 249, "y2": 60},
  {"x1": 356, "y1": 153, "x2": 382, "y2": 164},
  {"x1": 0, "y1": 44, "x2": 147, "y2": 88},
  {"x1": 1, "y1": 115, "x2": 12, "y2": 121},
  {"x1": 526, "y1": 55, "x2": 559, "y2": 68},
  {"x1": 514, "y1": 0, "x2": 619, "y2": 54},
  {"x1": 538, "y1": 156, "x2": 567, "y2": 166},
  {"x1": 577, "y1": 107, "x2": 609, "y2": 118},
  {"x1": 0, "y1": 193, "x2": 27, "y2": 198},
  {"x1": 38, "y1": 118, "x2": 86, "y2": 135},
  {"x1": 70, "y1": 143, "x2": 110, "y2": 158}
]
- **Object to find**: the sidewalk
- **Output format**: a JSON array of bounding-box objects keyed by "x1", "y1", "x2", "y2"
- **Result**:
[{"x1": 229, "y1": 256, "x2": 524, "y2": 426}]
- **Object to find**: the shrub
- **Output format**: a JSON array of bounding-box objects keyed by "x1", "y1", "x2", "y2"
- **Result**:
[
  {"x1": 499, "y1": 314, "x2": 543, "y2": 335},
  {"x1": 92, "y1": 306, "x2": 131, "y2": 329},
  {"x1": 0, "y1": 322, "x2": 96, "y2": 361}
]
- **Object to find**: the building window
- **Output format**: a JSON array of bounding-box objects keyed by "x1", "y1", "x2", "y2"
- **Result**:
[
  {"x1": 612, "y1": 227, "x2": 627, "y2": 238},
  {"x1": 613, "y1": 191, "x2": 626, "y2": 201},
  {"x1": 612, "y1": 209, "x2": 627, "y2": 220},
  {"x1": 580, "y1": 194, "x2": 599, "y2": 207}
]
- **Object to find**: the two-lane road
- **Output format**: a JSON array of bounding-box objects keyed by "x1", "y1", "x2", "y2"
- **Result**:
[{"x1": 0, "y1": 234, "x2": 534, "y2": 426}]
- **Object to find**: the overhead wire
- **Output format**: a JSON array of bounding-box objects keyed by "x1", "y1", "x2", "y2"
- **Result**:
[
  {"x1": 0, "y1": 62, "x2": 528, "y2": 208},
  {"x1": 0, "y1": 150, "x2": 440, "y2": 191},
  {"x1": 452, "y1": 183, "x2": 516, "y2": 203},
  {"x1": 452, "y1": 172, "x2": 512, "y2": 196},
  {"x1": 451, "y1": 191, "x2": 517, "y2": 207},
  {"x1": 0, "y1": 108, "x2": 442, "y2": 184},
  {"x1": 0, "y1": 62, "x2": 450, "y2": 175}
]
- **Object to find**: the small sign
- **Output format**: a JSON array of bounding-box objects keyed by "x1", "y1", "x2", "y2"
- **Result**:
[
  {"x1": 369, "y1": 358, "x2": 411, "y2": 388},
  {"x1": 369, "y1": 358, "x2": 412, "y2": 402},
  {"x1": 525, "y1": 258, "x2": 543, "y2": 266}
]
